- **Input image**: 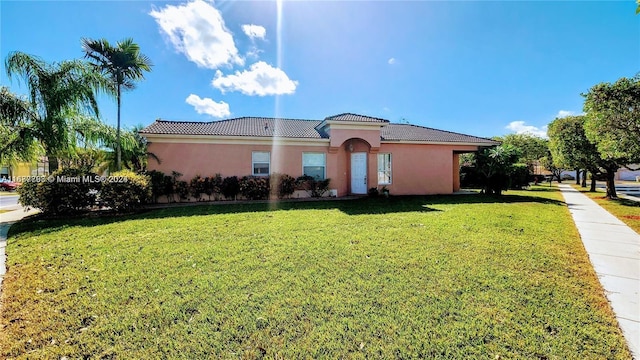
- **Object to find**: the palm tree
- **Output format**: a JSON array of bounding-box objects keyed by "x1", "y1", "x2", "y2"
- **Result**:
[
  {"x1": 5, "y1": 52, "x2": 107, "y2": 172},
  {"x1": 81, "y1": 38, "x2": 152, "y2": 171},
  {"x1": 0, "y1": 87, "x2": 40, "y2": 164}
]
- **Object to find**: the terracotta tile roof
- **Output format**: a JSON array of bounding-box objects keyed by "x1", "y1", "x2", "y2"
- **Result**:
[
  {"x1": 381, "y1": 124, "x2": 498, "y2": 144},
  {"x1": 140, "y1": 114, "x2": 497, "y2": 145},
  {"x1": 140, "y1": 117, "x2": 327, "y2": 139},
  {"x1": 324, "y1": 113, "x2": 389, "y2": 123}
]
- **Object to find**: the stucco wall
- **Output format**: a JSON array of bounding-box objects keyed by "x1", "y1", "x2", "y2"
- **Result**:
[
  {"x1": 147, "y1": 140, "x2": 479, "y2": 196},
  {"x1": 148, "y1": 142, "x2": 330, "y2": 182}
]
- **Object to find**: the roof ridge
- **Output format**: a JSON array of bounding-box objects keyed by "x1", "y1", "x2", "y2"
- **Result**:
[
  {"x1": 325, "y1": 112, "x2": 390, "y2": 122},
  {"x1": 155, "y1": 117, "x2": 323, "y2": 124}
]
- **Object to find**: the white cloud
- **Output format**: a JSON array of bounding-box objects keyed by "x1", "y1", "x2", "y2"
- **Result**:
[
  {"x1": 242, "y1": 24, "x2": 266, "y2": 40},
  {"x1": 388, "y1": 57, "x2": 396, "y2": 65},
  {"x1": 212, "y1": 61, "x2": 298, "y2": 96},
  {"x1": 556, "y1": 110, "x2": 575, "y2": 118},
  {"x1": 505, "y1": 121, "x2": 548, "y2": 138},
  {"x1": 185, "y1": 94, "x2": 230, "y2": 118},
  {"x1": 150, "y1": 0, "x2": 243, "y2": 69}
]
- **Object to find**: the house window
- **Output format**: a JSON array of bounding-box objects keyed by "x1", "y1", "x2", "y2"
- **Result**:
[
  {"x1": 378, "y1": 153, "x2": 392, "y2": 185},
  {"x1": 302, "y1": 153, "x2": 326, "y2": 180},
  {"x1": 252, "y1": 151, "x2": 270, "y2": 176}
]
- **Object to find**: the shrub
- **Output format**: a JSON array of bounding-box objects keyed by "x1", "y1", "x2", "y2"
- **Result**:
[
  {"x1": 100, "y1": 170, "x2": 151, "y2": 212},
  {"x1": 239, "y1": 176, "x2": 270, "y2": 200},
  {"x1": 368, "y1": 187, "x2": 379, "y2": 197},
  {"x1": 509, "y1": 164, "x2": 530, "y2": 190},
  {"x1": 17, "y1": 179, "x2": 39, "y2": 209},
  {"x1": 270, "y1": 173, "x2": 296, "y2": 199},
  {"x1": 190, "y1": 175, "x2": 206, "y2": 201},
  {"x1": 18, "y1": 168, "x2": 98, "y2": 215},
  {"x1": 204, "y1": 174, "x2": 223, "y2": 201},
  {"x1": 175, "y1": 180, "x2": 189, "y2": 202},
  {"x1": 147, "y1": 170, "x2": 168, "y2": 203},
  {"x1": 221, "y1": 176, "x2": 240, "y2": 200},
  {"x1": 296, "y1": 175, "x2": 331, "y2": 198}
]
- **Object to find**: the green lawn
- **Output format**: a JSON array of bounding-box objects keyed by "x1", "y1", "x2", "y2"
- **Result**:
[
  {"x1": 0, "y1": 187, "x2": 631, "y2": 359},
  {"x1": 572, "y1": 185, "x2": 640, "y2": 233}
]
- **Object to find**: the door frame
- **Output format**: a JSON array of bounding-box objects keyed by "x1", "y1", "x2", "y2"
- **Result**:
[{"x1": 350, "y1": 152, "x2": 367, "y2": 194}]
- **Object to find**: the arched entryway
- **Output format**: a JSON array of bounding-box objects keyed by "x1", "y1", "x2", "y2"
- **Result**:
[{"x1": 341, "y1": 138, "x2": 372, "y2": 195}]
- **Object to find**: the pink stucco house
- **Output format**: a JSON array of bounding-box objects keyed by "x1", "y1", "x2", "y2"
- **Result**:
[{"x1": 140, "y1": 113, "x2": 498, "y2": 197}]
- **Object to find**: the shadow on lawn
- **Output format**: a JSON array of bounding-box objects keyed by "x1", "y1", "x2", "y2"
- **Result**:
[{"x1": 8, "y1": 192, "x2": 565, "y2": 237}]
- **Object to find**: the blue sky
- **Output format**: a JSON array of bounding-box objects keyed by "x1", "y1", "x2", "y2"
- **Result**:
[{"x1": 1, "y1": 0, "x2": 638, "y2": 138}]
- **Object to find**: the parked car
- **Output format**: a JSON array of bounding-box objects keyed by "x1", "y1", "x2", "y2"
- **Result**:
[
  {"x1": 561, "y1": 174, "x2": 575, "y2": 180},
  {"x1": 0, "y1": 178, "x2": 19, "y2": 191}
]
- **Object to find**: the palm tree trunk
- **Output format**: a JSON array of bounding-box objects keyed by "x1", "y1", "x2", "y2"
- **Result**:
[{"x1": 116, "y1": 84, "x2": 122, "y2": 171}]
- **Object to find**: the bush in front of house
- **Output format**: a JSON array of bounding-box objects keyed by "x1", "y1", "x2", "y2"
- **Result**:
[
  {"x1": 239, "y1": 175, "x2": 270, "y2": 200},
  {"x1": 18, "y1": 167, "x2": 99, "y2": 215},
  {"x1": 147, "y1": 170, "x2": 166, "y2": 203},
  {"x1": 175, "y1": 180, "x2": 189, "y2": 202},
  {"x1": 296, "y1": 175, "x2": 331, "y2": 198},
  {"x1": 270, "y1": 173, "x2": 296, "y2": 199},
  {"x1": 100, "y1": 170, "x2": 151, "y2": 211},
  {"x1": 203, "y1": 174, "x2": 222, "y2": 201},
  {"x1": 190, "y1": 175, "x2": 206, "y2": 201},
  {"x1": 221, "y1": 176, "x2": 240, "y2": 200}
]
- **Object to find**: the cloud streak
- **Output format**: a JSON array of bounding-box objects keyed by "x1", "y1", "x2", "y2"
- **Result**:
[
  {"x1": 212, "y1": 61, "x2": 298, "y2": 96},
  {"x1": 185, "y1": 94, "x2": 230, "y2": 118},
  {"x1": 150, "y1": 0, "x2": 243, "y2": 69},
  {"x1": 505, "y1": 121, "x2": 548, "y2": 138}
]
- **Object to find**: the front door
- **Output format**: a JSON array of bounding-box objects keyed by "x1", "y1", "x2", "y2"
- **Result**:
[{"x1": 351, "y1": 152, "x2": 367, "y2": 194}]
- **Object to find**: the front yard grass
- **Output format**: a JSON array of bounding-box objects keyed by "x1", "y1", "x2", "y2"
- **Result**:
[
  {"x1": 0, "y1": 187, "x2": 631, "y2": 359},
  {"x1": 572, "y1": 185, "x2": 640, "y2": 233}
]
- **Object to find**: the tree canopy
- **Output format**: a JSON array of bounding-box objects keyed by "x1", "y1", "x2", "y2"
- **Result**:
[
  {"x1": 582, "y1": 75, "x2": 640, "y2": 166},
  {"x1": 4, "y1": 52, "x2": 109, "y2": 171},
  {"x1": 492, "y1": 133, "x2": 548, "y2": 166}
]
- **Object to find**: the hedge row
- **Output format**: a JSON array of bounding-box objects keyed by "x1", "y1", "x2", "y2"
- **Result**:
[
  {"x1": 148, "y1": 170, "x2": 331, "y2": 202},
  {"x1": 18, "y1": 168, "x2": 150, "y2": 215},
  {"x1": 18, "y1": 168, "x2": 331, "y2": 215}
]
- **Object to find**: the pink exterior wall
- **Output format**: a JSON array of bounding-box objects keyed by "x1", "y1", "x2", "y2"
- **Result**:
[
  {"x1": 146, "y1": 136, "x2": 480, "y2": 197},
  {"x1": 147, "y1": 142, "x2": 330, "y2": 182}
]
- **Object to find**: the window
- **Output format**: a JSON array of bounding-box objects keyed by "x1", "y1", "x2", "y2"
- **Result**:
[
  {"x1": 302, "y1": 153, "x2": 326, "y2": 180},
  {"x1": 252, "y1": 151, "x2": 270, "y2": 176},
  {"x1": 378, "y1": 153, "x2": 392, "y2": 184}
]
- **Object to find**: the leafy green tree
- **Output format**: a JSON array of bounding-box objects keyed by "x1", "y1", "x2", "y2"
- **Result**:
[
  {"x1": 547, "y1": 115, "x2": 602, "y2": 191},
  {"x1": 493, "y1": 133, "x2": 548, "y2": 166},
  {"x1": 4, "y1": 52, "x2": 107, "y2": 172},
  {"x1": 582, "y1": 75, "x2": 640, "y2": 198},
  {"x1": 475, "y1": 145, "x2": 521, "y2": 195},
  {"x1": 82, "y1": 38, "x2": 152, "y2": 171}
]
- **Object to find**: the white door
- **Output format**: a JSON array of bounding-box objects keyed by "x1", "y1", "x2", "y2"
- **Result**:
[{"x1": 351, "y1": 152, "x2": 367, "y2": 194}]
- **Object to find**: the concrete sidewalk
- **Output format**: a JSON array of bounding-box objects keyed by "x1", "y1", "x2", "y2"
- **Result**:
[
  {"x1": 558, "y1": 184, "x2": 639, "y2": 358},
  {"x1": 0, "y1": 207, "x2": 40, "y2": 293}
]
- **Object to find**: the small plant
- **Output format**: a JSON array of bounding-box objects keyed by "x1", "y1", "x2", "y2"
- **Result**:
[
  {"x1": 175, "y1": 180, "x2": 190, "y2": 202},
  {"x1": 189, "y1": 175, "x2": 206, "y2": 201},
  {"x1": 203, "y1": 174, "x2": 223, "y2": 201},
  {"x1": 147, "y1": 170, "x2": 167, "y2": 203},
  {"x1": 368, "y1": 187, "x2": 379, "y2": 197},
  {"x1": 271, "y1": 173, "x2": 296, "y2": 199},
  {"x1": 381, "y1": 186, "x2": 390, "y2": 197},
  {"x1": 296, "y1": 175, "x2": 331, "y2": 198},
  {"x1": 240, "y1": 175, "x2": 270, "y2": 200},
  {"x1": 221, "y1": 176, "x2": 240, "y2": 200}
]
